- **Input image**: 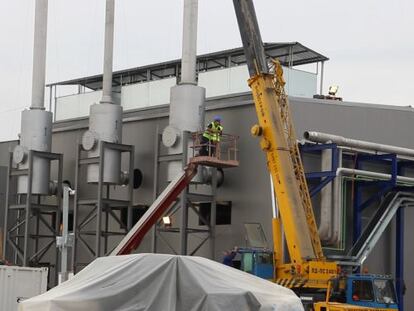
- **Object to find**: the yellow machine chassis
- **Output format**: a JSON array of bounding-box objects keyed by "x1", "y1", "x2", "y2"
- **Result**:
[
  {"x1": 314, "y1": 302, "x2": 398, "y2": 311},
  {"x1": 275, "y1": 261, "x2": 338, "y2": 289}
]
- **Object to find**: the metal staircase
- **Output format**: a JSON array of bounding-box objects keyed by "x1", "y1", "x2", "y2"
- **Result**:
[{"x1": 335, "y1": 191, "x2": 414, "y2": 266}]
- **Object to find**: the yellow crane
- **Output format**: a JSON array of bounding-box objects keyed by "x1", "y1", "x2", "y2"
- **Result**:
[
  {"x1": 250, "y1": 58, "x2": 338, "y2": 288},
  {"x1": 233, "y1": 0, "x2": 335, "y2": 289},
  {"x1": 233, "y1": 0, "x2": 399, "y2": 310}
]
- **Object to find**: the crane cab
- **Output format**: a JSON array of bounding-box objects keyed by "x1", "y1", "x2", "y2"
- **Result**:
[
  {"x1": 237, "y1": 223, "x2": 274, "y2": 280},
  {"x1": 238, "y1": 248, "x2": 274, "y2": 280},
  {"x1": 345, "y1": 275, "x2": 398, "y2": 309}
]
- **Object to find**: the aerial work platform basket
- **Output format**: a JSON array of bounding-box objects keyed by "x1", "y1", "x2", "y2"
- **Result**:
[{"x1": 189, "y1": 132, "x2": 239, "y2": 168}]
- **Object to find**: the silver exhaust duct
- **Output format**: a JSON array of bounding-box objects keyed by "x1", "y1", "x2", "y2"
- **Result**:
[
  {"x1": 14, "y1": 0, "x2": 52, "y2": 194},
  {"x1": 305, "y1": 130, "x2": 414, "y2": 246},
  {"x1": 304, "y1": 131, "x2": 414, "y2": 158},
  {"x1": 163, "y1": 0, "x2": 205, "y2": 180},
  {"x1": 181, "y1": 0, "x2": 199, "y2": 85},
  {"x1": 319, "y1": 148, "x2": 332, "y2": 240},
  {"x1": 82, "y1": 0, "x2": 123, "y2": 184}
]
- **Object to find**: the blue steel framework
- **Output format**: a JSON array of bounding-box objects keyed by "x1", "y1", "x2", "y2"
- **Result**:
[
  {"x1": 301, "y1": 143, "x2": 339, "y2": 198},
  {"x1": 300, "y1": 143, "x2": 412, "y2": 311},
  {"x1": 354, "y1": 153, "x2": 397, "y2": 241},
  {"x1": 395, "y1": 161, "x2": 414, "y2": 311},
  {"x1": 396, "y1": 207, "x2": 404, "y2": 311}
]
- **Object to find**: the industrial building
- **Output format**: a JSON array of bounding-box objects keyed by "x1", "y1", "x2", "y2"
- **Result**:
[
  {"x1": 1, "y1": 0, "x2": 412, "y2": 310},
  {"x1": 1, "y1": 43, "x2": 414, "y2": 309}
]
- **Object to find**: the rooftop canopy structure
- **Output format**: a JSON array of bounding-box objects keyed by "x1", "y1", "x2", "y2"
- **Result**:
[{"x1": 47, "y1": 42, "x2": 328, "y2": 91}]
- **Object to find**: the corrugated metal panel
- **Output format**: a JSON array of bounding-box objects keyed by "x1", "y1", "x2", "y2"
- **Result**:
[{"x1": 0, "y1": 266, "x2": 48, "y2": 310}]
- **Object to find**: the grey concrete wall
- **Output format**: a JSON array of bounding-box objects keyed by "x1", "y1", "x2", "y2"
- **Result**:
[
  {"x1": 291, "y1": 97, "x2": 414, "y2": 148},
  {"x1": 0, "y1": 94, "x2": 413, "y2": 308}
]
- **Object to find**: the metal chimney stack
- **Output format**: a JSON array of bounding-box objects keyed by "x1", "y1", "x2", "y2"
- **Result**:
[
  {"x1": 13, "y1": 0, "x2": 52, "y2": 194},
  {"x1": 82, "y1": 0, "x2": 123, "y2": 184},
  {"x1": 162, "y1": 0, "x2": 205, "y2": 179}
]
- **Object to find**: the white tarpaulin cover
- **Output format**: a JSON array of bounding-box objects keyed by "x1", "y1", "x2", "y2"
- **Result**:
[{"x1": 20, "y1": 254, "x2": 303, "y2": 311}]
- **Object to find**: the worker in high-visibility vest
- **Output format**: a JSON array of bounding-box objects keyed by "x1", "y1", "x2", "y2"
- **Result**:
[{"x1": 200, "y1": 116, "x2": 223, "y2": 157}]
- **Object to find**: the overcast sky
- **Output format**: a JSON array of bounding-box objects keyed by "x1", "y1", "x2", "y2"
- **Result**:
[{"x1": 0, "y1": 0, "x2": 413, "y2": 141}]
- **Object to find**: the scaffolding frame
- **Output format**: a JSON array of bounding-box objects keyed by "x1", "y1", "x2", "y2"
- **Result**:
[
  {"x1": 151, "y1": 131, "x2": 219, "y2": 258},
  {"x1": 151, "y1": 130, "x2": 239, "y2": 258},
  {"x1": 3, "y1": 150, "x2": 63, "y2": 284},
  {"x1": 72, "y1": 141, "x2": 134, "y2": 272}
]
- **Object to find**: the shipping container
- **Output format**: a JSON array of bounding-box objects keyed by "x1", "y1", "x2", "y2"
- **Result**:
[{"x1": 0, "y1": 265, "x2": 48, "y2": 311}]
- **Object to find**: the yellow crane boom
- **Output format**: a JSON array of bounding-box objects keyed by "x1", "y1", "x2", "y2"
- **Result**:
[
  {"x1": 249, "y1": 62, "x2": 324, "y2": 262},
  {"x1": 233, "y1": 0, "x2": 336, "y2": 288}
]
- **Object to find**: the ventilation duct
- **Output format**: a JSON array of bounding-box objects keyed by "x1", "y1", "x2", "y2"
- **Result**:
[
  {"x1": 14, "y1": 0, "x2": 52, "y2": 194},
  {"x1": 81, "y1": 0, "x2": 123, "y2": 184},
  {"x1": 162, "y1": 0, "x2": 205, "y2": 180}
]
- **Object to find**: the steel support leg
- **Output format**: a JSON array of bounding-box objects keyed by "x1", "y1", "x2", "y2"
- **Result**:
[
  {"x1": 72, "y1": 144, "x2": 81, "y2": 272},
  {"x1": 96, "y1": 144, "x2": 104, "y2": 258},
  {"x1": 151, "y1": 132, "x2": 161, "y2": 253},
  {"x1": 23, "y1": 153, "x2": 34, "y2": 266},
  {"x1": 396, "y1": 207, "x2": 404, "y2": 311},
  {"x1": 179, "y1": 191, "x2": 188, "y2": 255},
  {"x1": 127, "y1": 146, "x2": 135, "y2": 231},
  {"x1": 2, "y1": 153, "x2": 12, "y2": 259},
  {"x1": 210, "y1": 168, "x2": 217, "y2": 260},
  {"x1": 180, "y1": 131, "x2": 190, "y2": 255}
]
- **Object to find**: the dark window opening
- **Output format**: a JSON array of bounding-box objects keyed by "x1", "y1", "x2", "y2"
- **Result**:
[
  {"x1": 133, "y1": 169, "x2": 143, "y2": 189},
  {"x1": 55, "y1": 211, "x2": 74, "y2": 231},
  {"x1": 198, "y1": 201, "x2": 232, "y2": 225},
  {"x1": 352, "y1": 280, "x2": 374, "y2": 302},
  {"x1": 120, "y1": 205, "x2": 149, "y2": 228}
]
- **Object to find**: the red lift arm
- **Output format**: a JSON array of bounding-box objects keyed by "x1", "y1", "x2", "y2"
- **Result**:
[{"x1": 111, "y1": 163, "x2": 198, "y2": 255}]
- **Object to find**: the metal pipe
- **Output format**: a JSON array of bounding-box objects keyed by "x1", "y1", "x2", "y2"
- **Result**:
[
  {"x1": 319, "y1": 149, "x2": 332, "y2": 240},
  {"x1": 338, "y1": 168, "x2": 414, "y2": 184},
  {"x1": 338, "y1": 146, "x2": 414, "y2": 161},
  {"x1": 319, "y1": 62, "x2": 324, "y2": 95},
  {"x1": 30, "y1": 0, "x2": 48, "y2": 110},
  {"x1": 164, "y1": 0, "x2": 205, "y2": 181},
  {"x1": 306, "y1": 128, "x2": 414, "y2": 245},
  {"x1": 210, "y1": 169, "x2": 218, "y2": 259},
  {"x1": 100, "y1": 0, "x2": 115, "y2": 104},
  {"x1": 58, "y1": 185, "x2": 74, "y2": 283},
  {"x1": 61, "y1": 186, "x2": 69, "y2": 279},
  {"x1": 270, "y1": 175, "x2": 277, "y2": 218},
  {"x1": 180, "y1": 191, "x2": 188, "y2": 255},
  {"x1": 180, "y1": 0, "x2": 198, "y2": 84},
  {"x1": 305, "y1": 131, "x2": 414, "y2": 158},
  {"x1": 327, "y1": 166, "x2": 414, "y2": 247},
  {"x1": 15, "y1": 0, "x2": 52, "y2": 194},
  {"x1": 83, "y1": 0, "x2": 122, "y2": 184},
  {"x1": 270, "y1": 174, "x2": 285, "y2": 263},
  {"x1": 330, "y1": 149, "x2": 343, "y2": 245}
]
